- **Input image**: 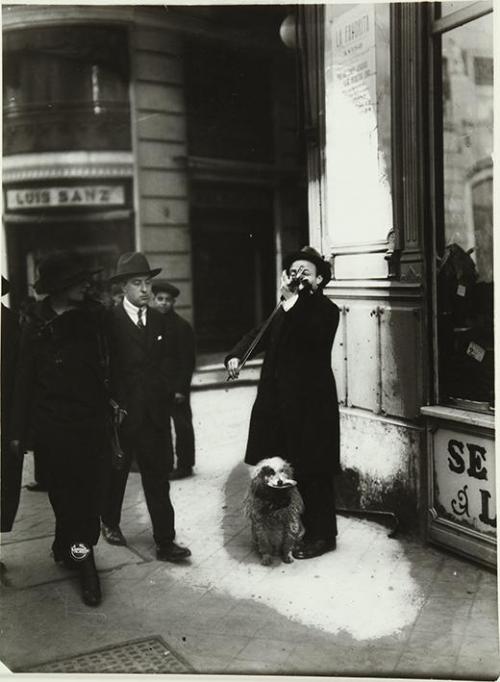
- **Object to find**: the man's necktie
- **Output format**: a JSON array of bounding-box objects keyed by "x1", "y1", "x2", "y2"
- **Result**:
[{"x1": 137, "y1": 307, "x2": 145, "y2": 329}]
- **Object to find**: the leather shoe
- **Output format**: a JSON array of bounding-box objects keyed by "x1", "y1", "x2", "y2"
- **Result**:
[
  {"x1": 26, "y1": 482, "x2": 48, "y2": 492},
  {"x1": 292, "y1": 538, "x2": 336, "y2": 560},
  {"x1": 169, "y1": 467, "x2": 193, "y2": 481},
  {"x1": 78, "y1": 549, "x2": 102, "y2": 607},
  {"x1": 52, "y1": 546, "x2": 79, "y2": 570},
  {"x1": 101, "y1": 523, "x2": 127, "y2": 546},
  {"x1": 156, "y1": 542, "x2": 192, "y2": 562}
]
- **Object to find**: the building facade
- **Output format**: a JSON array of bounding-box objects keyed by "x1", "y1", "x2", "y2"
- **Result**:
[
  {"x1": 2, "y1": 4, "x2": 307, "y2": 352},
  {"x1": 299, "y1": 1, "x2": 495, "y2": 565},
  {"x1": 2, "y1": 2, "x2": 495, "y2": 566}
]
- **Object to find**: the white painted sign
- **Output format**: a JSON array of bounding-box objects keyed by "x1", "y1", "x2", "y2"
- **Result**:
[
  {"x1": 325, "y1": 4, "x2": 392, "y2": 246},
  {"x1": 6, "y1": 185, "x2": 125, "y2": 210},
  {"x1": 433, "y1": 427, "x2": 496, "y2": 536}
]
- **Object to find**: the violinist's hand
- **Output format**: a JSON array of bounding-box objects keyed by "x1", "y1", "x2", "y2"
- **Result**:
[
  {"x1": 9, "y1": 439, "x2": 23, "y2": 460},
  {"x1": 227, "y1": 357, "x2": 240, "y2": 380},
  {"x1": 280, "y1": 270, "x2": 296, "y2": 301}
]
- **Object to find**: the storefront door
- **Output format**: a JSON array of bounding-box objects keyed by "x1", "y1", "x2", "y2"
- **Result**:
[
  {"x1": 5, "y1": 215, "x2": 134, "y2": 308},
  {"x1": 425, "y1": 1, "x2": 495, "y2": 567}
]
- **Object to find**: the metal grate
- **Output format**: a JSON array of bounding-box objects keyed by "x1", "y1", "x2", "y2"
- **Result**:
[{"x1": 23, "y1": 636, "x2": 194, "y2": 674}]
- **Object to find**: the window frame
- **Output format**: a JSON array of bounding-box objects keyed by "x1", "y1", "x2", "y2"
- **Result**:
[{"x1": 428, "y1": 0, "x2": 494, "y2": 411}]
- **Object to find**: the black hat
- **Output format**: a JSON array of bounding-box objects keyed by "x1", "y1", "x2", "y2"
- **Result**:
[
  {"x1": 34, "y1": 251, "x2": 102, "y2": 295},
  {"x1": 109, "y1": 252, "x2": 161, "y2": 283},
  {"x1": 283, "y1": 246, "x2": 332, "y2": 286},
  {"x1": 152, "y1": 280, "x2": 180, "y2": 297}
]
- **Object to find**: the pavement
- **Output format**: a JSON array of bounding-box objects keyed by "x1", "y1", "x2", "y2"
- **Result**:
[{"x1": 0, "y1": 384, "x2": 499, "y2": 680}]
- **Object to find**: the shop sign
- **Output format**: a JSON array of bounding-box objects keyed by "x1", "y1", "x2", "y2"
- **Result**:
[
  {"x1": 433, "y1": 428, "x2": 496, "y2": 536},
  {"x1": 6, "y1": 185, "x2": 125, "y2": 210}
]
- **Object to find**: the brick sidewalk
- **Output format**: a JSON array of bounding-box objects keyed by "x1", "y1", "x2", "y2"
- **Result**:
[{"x1": 1, "y1": 385, "x2": 498, "y2": 679}]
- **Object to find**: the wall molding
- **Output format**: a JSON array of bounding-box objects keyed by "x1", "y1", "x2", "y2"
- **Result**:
[
  {"x1": 2, "y1": 6, "x2": 281, "y2": 53},
  {"x1": 3, "y1": 152, "x2": 134, "y2": 182}
]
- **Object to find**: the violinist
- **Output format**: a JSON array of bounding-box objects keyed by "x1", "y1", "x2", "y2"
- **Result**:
[{"x1": 225, "y1": 246, "x2": 341, "y2": 560}]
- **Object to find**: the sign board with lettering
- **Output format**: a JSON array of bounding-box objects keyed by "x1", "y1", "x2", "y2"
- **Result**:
[
  {"x1": 433, "y1": 427, "x2": 496, "y2": 535},
  {"x1": 6, "y1": 185, "x2": 125, "y2": 210},
  {"x1": 428, "y1": 419, "x2": 496, "y2": 567}
]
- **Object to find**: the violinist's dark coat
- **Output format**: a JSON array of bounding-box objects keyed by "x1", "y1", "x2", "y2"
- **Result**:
[{"x1": 225, "y1": 290, "x2": 341, "y2": 476}]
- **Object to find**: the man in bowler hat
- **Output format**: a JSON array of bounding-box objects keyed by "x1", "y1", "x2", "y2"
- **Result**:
[
  {"x1": 226, "y1": 246, "x2": 341, "y2": 560},
  {"x1": 10, "y1": 252, "x2": 107, "y2": 605},
  {"x1": 151, "y1": 280, "x2": 196, "y2": 480},
  {"x1": 100, "y1": 252, "x2": 191, "y2": 562}
]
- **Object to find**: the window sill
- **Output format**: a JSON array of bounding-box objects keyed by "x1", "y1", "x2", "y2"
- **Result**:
[{"x1": 421, "y1": 405, "x2": 495, "y2": 430}]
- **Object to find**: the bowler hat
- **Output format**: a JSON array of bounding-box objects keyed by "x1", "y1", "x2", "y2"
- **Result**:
[
  {"x1": 283, "y1": 246, "x2": 332, "y2": 286},
  {"x1": 152, "y1": 280, "x2": 180, "y2": 298},
  {"x1": 109, "y1": 252, "x2": 161, "y2": 283},
  {"x1": 34, "y1": 251, "x2": 102, "y2": 295}
]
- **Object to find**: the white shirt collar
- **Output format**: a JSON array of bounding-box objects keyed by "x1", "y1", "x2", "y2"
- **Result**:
[{"x1": 123, "y1": 296, "x2": 148, "y2": 326}]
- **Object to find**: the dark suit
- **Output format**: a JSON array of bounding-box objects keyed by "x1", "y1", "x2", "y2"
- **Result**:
[
  {"x1": 101, "y1": 303, "x2": 178, "y2": 546},
  {"x1": 164, "y1": 310, "x2": 196, "y2": 469},
  {"x1": 226, "y1": 290, "x2": 341, "y2": 543}
]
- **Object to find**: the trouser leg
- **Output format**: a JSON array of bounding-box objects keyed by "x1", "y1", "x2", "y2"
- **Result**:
[
  {"x1": 134, "y1": 419, "x2": 175, "y2": 546},
  {"x1": 295, "y1": 473, "x2": 337, "y2": 544},
  {"x1": 0, "y1": 435, "x2": 23, "y2": 533},
  {"x1": 33, "y1": 442, "x2": 49, "y2": 487},
  {"x1": 172, "y1": 399, "x2": 195, "y2": 469},
  {"x1": 42, "y1": 426, "x2": 103, "y2": 552},
  {"x1": 100, "y1": 437, "x2": 133, "y2": 530}
]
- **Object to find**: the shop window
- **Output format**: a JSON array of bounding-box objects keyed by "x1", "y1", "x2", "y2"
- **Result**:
[
  {"x1": 473, "y1": 56, "x2": 493, "y2": 86},
  {"x1": 324, "y1": 3, "x2": 392, "y2": 247},
  {"x1": 434, "y1": 5, "x2": 494, "y2": 411},
  {"x1": 3, "y1": 25, "x2": 131, "y2": 153}
]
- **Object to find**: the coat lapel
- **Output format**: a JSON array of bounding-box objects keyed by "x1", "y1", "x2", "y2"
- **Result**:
[
  {"x1": 145, "y1": 308, "x2": 162, "y2": 350},
  {"x1": 114, "y1": 303, "x2": 147, "y2": 349}
]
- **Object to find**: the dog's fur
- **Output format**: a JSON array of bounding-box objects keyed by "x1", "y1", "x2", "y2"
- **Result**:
[{"x1": 244, "y1": 457, "x2": 304, "y2": 565}]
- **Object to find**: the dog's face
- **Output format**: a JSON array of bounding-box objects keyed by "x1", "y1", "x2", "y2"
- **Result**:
[{"x1": 252, "y1": 457, "x2": 297, "y2": 490}]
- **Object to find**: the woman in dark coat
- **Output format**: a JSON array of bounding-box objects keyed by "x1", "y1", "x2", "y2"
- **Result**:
[
  {"x1": 226, "y1": 247, "x2": 341, "y2": 559},
  {"x1": 11, "y1": 252, "x2": 109, "y2": 606}
]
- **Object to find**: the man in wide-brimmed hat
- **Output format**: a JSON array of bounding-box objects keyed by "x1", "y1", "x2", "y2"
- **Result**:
[
  {"x1": 151, "y1": 280, "x2": 196, "y2": 480},
  {"x1": 100, "y1": 253, "x2": 191, "y2": 563},
  {"x1": 225, "y1": 246, "x2": 341, "y2": 560},
  {"x1": 10, "y1": 251, "x2": 107, "y2": 606}
]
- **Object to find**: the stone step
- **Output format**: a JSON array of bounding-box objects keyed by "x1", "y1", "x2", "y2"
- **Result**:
[{"x1": 192, "y1": 359, "x2": 262, "y2": 390}]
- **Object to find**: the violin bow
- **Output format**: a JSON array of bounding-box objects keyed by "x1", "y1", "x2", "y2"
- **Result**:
[{"x1": 226, "y1": 266, "x2": 305, "y2": 381}]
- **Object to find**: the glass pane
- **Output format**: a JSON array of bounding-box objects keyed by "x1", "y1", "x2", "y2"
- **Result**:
[
  {"x1": 3, "y1": 26, "x2": 131, "y2": 153},
  {"x1": 324, "y1": 3, "x2": 392, "y2": 247},
  {"x1": 437, "y1": 12, "x2": 494, "y2": 409},
  {"x1": 440, "y1": 1, "x2": 491, "y2": 18}
]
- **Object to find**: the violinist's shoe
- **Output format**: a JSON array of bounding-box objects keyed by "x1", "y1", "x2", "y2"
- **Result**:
[
  {"x1": 292, "y1": 538, "x2": 336, "y2": 560},
  {"x1": 169, "y1": 467, "x2": 193, "y2": 480}
]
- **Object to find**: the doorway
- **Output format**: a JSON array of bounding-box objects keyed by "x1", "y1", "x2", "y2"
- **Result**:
[
  {"x1": 191, "y1": 183, "x2": 276, "y2": 354},
  {"x1": 5, "y1": 215, "x2": 134, "y2": 308}
]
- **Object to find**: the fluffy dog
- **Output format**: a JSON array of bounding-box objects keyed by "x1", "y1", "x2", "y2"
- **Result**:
[{"x1": 244, "y1": 457, "x2": 304, "y2": 565}]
